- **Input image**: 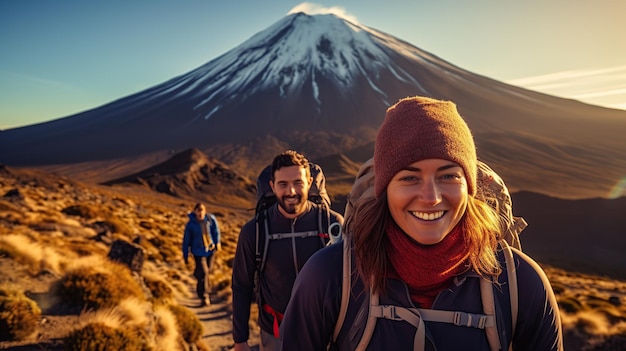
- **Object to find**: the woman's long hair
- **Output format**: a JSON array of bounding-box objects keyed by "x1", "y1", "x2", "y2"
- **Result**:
[{"x1": 350, "y1": 193, "x2": 502, "y2": 296}]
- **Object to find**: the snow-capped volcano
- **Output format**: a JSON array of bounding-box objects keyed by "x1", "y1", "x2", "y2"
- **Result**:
[
  {"x1": 1, "y1": 12, "x2": 456, "y2": 163},
  {"x1": 187, "y1": 13, "x2": 426, "y2": 115},
  {"x1": 1, "y1": 12, "x2": 626, "y2": 199},
  {"x1": 133, "y1": 12, "x2": 440, "y2": 130}
]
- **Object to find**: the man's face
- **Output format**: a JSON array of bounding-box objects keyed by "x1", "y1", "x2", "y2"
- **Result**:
[
  {"x1": 194, "y1": 205, "x2": 206, "y2": 220},
  {"x1": 270, "y1": 165, "x2": 312, "y2": 218}
]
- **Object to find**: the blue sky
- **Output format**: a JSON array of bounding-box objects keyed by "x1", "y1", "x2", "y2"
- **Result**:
[{"x1": 1, "y1": 0, "x2": 625, "y2": 129}]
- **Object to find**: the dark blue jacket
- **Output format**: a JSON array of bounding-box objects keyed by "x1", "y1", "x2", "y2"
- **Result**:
[
  {"x1": 281, "y1": 240, "x2": 562, "y2": 351},
  {"x1": 182, "y1": 212, "x2": 220, "y2": 260}
]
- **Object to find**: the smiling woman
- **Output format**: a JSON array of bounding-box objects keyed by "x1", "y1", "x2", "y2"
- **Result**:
[{"x1": 281, "y1": 96, "x2": 564, "y2": 351}]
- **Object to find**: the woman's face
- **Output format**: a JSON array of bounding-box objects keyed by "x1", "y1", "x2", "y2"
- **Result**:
[{"x1": 386, "y1": 158, "x2": 468, "y2": 245}]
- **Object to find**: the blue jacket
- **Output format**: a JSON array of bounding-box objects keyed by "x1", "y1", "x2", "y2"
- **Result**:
[
  {"x1": 182, "y1": 212, "x2": 221, "y2": 260},
  {"x1": 281, "y1": 240, "x2": 563, "y2": 351}
]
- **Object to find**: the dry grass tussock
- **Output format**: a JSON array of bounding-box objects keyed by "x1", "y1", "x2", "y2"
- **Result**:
[
  {"x1": 0, "y1": 165, "x2": 624, "y2": 350},
  {"x1": 64, "y1": 298, "x2": 190, "y2": 351},
  {"x1": 545, "y1": 266, "x2": 626, "y2": 350},
  {"x1": 0, "y1": 234, "x2": 67, "y2": 275},
  {"x1": 0, "y1": 287, "x2": 41, "y2": 341},
  {"x1": 153, "y1": 304, "x2": 182, "y2": 351},
  {"x1": 0, "y1": 166, "x2": 242, "y2": 350}
]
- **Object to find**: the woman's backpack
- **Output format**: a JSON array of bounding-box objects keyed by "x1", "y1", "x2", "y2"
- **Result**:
[{"x1": 334, "y1": 158, "x2": 528, "y2": 351}]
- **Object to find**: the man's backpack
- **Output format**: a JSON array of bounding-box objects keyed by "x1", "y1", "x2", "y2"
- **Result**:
[
  {"x1": 334, "y1": 158, "x2": 527, "y2": 351},
  {"x1": 254, "y1": 162, "x2": 334, "y2": 273},
  {"x1": 255, "y1": 161, "x2": 340, "y2": 338}
]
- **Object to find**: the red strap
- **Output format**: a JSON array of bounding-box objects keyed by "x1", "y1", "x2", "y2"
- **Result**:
[
  {"x1": 318, "y1": 233, "x2": 329, "y2": 239},
  {"x1": 263, "y1": 304, "x2": 284, "y2": 338}
]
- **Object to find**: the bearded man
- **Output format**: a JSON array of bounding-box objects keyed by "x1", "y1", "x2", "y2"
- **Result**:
[{"x1": 231, "y1": 150, "x2": 344, "y2": 351}]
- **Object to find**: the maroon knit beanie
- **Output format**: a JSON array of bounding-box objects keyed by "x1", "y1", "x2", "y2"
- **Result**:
[{"x1": 374, "y1": 96, "x2": 477, "y2": 197}]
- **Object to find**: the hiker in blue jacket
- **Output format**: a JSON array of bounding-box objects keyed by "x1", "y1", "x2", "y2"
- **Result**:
[
  {"x1": 231, "y1": 150, "x2": 344, "y2": 351},
  {"x1": 281, "y1": 96, "x2": 563, "y2": 350},
  {"x1": 182, "y1": 202, "x2": 221, "y2": 306}
]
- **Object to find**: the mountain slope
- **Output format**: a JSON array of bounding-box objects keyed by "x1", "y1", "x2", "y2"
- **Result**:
[
  {"x1": 511, "y1": 191, "x2": 626, "y2": 280},
  {"x1": 104, "y1": 148, "x2": 255, "y2": 209},
  {"x1": 1, "y1": 12, "x2": 625, "y2": 199}
]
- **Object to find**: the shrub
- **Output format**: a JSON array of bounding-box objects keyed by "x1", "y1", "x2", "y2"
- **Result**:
[
  {"x1": 53, "y1": 261, "x2": 145, "y2": 311},
  {"x1": 167, "y1": 304, "x2": 203, "y2": 343},
  {"x1": 558, "y1": 295, "x2": 585, "y2": 314},
  {"x1": 153, "y1": 305, "x2": 180, "y2": 351},
  {"x1": 65, "y1": 299, "x2": 154, "y2": 350},
  {"x1": 0, "y1": 288, "x2": 41, "y2": 341},
  {"x1": 143, "y1": 273, "x2": 175, "y2": 303},
  {"x1": 64, "y1": 323, "x2": 147, "y2": 351},
  {"x1": 0, "y1": 199, "x2": 20, "y2": 213},
  {"x1": 213, "y1": 276, "x2": 231, "y2": 292},
  {"x1": 0, "y1": 235, "x2": 41, "y2": 272},
  {"x1": 61, "y1": 204, "x2": 98, "y2": 219},
  {"x1": 104, "y1": 216, "x2": 135, "y2": 235},
  {"x1": 92, "y1": 217, "x2": 134, "y2": 236},
  {"x1": 0, "y1": 234, "x2": 64, "y2": 275},
  {"x1": 147, "y1": 236, "x2": 177, "y2": 263},
  {"x1": 589, "y1": 334, "x2": 626, "y2": 351}
]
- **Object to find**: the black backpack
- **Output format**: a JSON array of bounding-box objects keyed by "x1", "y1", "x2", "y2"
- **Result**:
[{"x1": 254, "y1": 162, "x2": 337, "y2": 273}]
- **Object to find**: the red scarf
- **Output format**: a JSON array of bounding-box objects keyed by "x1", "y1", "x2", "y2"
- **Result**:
[{"x1": 386, "y1": 220, "x2": 470, "y2": 308}]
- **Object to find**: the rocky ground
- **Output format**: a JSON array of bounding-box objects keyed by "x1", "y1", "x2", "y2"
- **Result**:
[
  {"x1": 0, "y1": 164, "x2": 625, "y2": 351},
  {"x1": 0, "y1": 253, "x2": 260, "y2": 351},
  {"x1": 177, "y1": 289, "x2": 260, "y2": 351},
  {"x1": 0, "y1": 164, "x2": 258, "y2": 350}
]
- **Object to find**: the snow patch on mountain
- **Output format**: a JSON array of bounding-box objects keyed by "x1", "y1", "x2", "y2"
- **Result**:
[
  {"x1": 175, "y1": 13, "x2": 428, "y2": 116},
  {"x1": 150, "y1": 12, "x2": 471, "y2": 121}
]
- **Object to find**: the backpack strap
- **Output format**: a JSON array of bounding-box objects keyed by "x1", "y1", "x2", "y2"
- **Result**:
[
  {"x1": 501, "y1": 240, "x2": 518, "y2": 351},
  {"x1": 332, "y1": 239, "x2": 352, "y2": 344},
  {"x1": 282, "y1": 229, "x2": 327, "y2": 275},
  {"x1": 258, "y1": 210, "x2": 271, "y2": 272},
  {"x1": 416, "y1": 308, "x2": 495, "y2": 329},
  {"x1": 332, "y1": 241, "x2": 513, "y2": 351},
  {"x1": 480, "y1": 277, "x2": 501, "y2": 351},
  {"x1": 367, "y1": 299, "x2": 427, "y2": 351},
  {"x1": 267, "y1": 231, "x2": 325, "y2": 240},
  {"x1": 317, "y1": 202, "x2": 332, "y2": 246},
  {"x1": 366, "y1": 297, "x2": 496, "y2": 351},
  {"x1": 254, "y1": 210, "x2": 266, "y2": 272},
  {"x1": 355, "y1": 281, "x2": 378, "y2": 351},
  {"x1": 257, "y1": 206, "x2": 331, "y2": 273},
  {"x1": 479, "y1": 239, "x2": 519, "y2": 351}
]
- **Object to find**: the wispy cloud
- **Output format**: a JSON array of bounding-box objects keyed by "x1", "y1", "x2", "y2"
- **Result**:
[
  {"x1": 0, "y1": 70, "x2": 75, "y2": 90},
  {"x1": 507, "y1": 65, "x2": 626, "y2": 110},
  {"x1": 288, "y1": 2, "x2": 359, "y2": 24},
  {"x1": 0, "y1": 70, "x2": 94, "y2": 130}
]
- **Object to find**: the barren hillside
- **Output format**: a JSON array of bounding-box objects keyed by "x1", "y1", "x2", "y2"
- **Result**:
[{"x1": 0, "y1": 165, "x2": 625, "y2": 350}]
